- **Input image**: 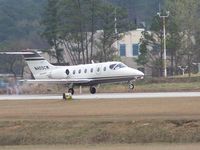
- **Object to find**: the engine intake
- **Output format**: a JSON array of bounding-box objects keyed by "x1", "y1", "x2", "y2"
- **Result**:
[{"x1": 49, "y1": 68, "x2": 70, "y2": 79}]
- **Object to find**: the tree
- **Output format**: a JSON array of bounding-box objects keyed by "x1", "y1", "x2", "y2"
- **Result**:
[
  {"x1": 56, "y1": 0, "x2": 98, "y2": 64},
  {"x1": 166, "y1": 18, "x2": 182, "y2": 75},
  {"x1": 0, "y1": 0, "x2": 47, "y2": 50},
  {"x1": 0, "y1": 54, "x2": 24, "y2": 77},
  {"x1": 41, "y1": 0, "x2": 64, "y2": 64},
  {"x1": 165, "y1": 0, "x2": 200, "y2": 76},
  {"x1": 42, "y1": 0, "x2": 132, "y2": 64},
  {"x1": 137, "y1": 16, "x2": 163, "y2": 77},
  {"x1": 96, "y1": 3, "x2": 132, "y2": 62}
]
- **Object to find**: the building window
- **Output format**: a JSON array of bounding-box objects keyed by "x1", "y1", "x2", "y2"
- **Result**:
[
  {"x1": 120, "y1": 44, "x2": 126, "y2": 56},
  {"x1": 132, "y1": 44, "x2": 139, "y2": 56}
]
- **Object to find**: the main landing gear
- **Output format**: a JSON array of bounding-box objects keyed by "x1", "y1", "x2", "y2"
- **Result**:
[
  {"x1": 68, "y1": 88, "x2": 74, "y2": 95},
  {"x1": 90, "y1": 86, "x2": 96, "y2": 94},
  {"x1": 66, "y1": 86, "x2": 96, "y2": 95}
]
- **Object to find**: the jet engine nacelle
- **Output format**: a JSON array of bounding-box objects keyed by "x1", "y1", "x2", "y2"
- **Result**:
[{"x1": 49, "y1": 69, "x2": 70, "y2": 79}]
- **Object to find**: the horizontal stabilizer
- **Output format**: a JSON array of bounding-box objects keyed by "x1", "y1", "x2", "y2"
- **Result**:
[{"x1": 0, "y1": 51, "x2": 41, "y2": 55}]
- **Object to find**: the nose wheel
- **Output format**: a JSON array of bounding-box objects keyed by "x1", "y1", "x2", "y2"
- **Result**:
[
  {"x1": 129, "y1": 83, "x2": 135, "y2": 90},
  {"x1": 90, "y1": 86, "x2": 96, "y2": 94}
]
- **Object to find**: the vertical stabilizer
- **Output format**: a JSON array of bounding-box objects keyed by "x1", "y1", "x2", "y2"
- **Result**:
[{"x1": 23, "y1": 51, "x2": 55, "y2": 79}]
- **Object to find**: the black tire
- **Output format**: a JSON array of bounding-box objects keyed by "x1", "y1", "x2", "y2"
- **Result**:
[
  {"x1": 129, "y1": 83, "x2": 134, "y2": 89},
  {"x1": 90, "y1": 86, "x2": 96, "y2": 94},
  {"x1": 68, "y1": 88, "x2": 74, "y2": 95},
  {"x1": 63, "y1": 93, "x2": 66, "y2": 100}
]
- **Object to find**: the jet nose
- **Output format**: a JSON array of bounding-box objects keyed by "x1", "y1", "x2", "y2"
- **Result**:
[
  {"x1": 135, "y1": 70, "x2": 144, "y2": 79},
  {"x1": 127, "y1": 68, "x2": 144, "y2": 79},
  {"x1": 138, "y1": 70, "x2": 144, "y2": 76}
]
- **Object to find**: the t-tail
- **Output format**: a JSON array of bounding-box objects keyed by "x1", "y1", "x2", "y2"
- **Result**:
[
  {"x1": 0, "y1": 51, "x2": 55, "y2": 79},
  {"x1": 23, "y1": 51, "x2": 55, "y2": 79}
]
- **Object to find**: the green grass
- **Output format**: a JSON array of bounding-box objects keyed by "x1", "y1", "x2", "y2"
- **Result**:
[
  {"x1": 136, "y1": 82, "x2": 200, "y2": 92},
  {"x1": 19, "y1": 75, "x2": 200, "y2": 94},
  {"x1": 98, "y1": 75, "x2": 200, "y2": 93},
  {"x1": 99, "y1": 81, "x2": 200, "y2": 93}
]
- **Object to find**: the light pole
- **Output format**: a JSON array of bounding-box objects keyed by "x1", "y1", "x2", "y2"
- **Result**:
[
  {"x1": 157, "y1": 11, "x2": 170, "y2": 77},
  {"x1": 114, "y1": 8, "x2": 119, "y2": 56}
]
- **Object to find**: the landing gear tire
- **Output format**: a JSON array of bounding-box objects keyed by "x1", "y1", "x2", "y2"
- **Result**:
[
  {"x1": 68, "y1": 88, "x2": 74, "y2": 95},
  {"x1": 90, "y1": 86, "x2": 96, "y2": 94},
  {"x1": 129, "y1": 83, "x2": 134, "y2": 90}
]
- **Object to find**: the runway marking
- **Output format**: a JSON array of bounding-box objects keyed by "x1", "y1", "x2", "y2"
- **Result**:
[{"x1": 0, "y1": 92, "x2": 200, "y2": 100}]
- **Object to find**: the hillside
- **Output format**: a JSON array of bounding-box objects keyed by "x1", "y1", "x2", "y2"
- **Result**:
[
  {"x1": 0, "y1": 0, "x2": 47, "y2": 49},
  {"x1": 108, "y1": 0, "x2": 164, "y2": 28},
  {"x1": 0, "y1": 0, "x2": 162, "y2": 50}
]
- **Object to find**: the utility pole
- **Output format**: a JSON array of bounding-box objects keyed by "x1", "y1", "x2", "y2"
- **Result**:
[
  {"x1": 157, "y1": 11, "x2": 170, "y2": 77},
  {"x1": 114, "y1": 8, "x2": 119, "y2": 56}
]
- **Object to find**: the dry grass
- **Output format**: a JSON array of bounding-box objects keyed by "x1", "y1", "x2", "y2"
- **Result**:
[
  {"x1": 1, "y1": 120, "x2": 200, "y2": 145},
  {"x1": 0, "y1": 97, "x2": 200, "y2": 121},
  {"x1": 1, "y1": 98, "x2": 200, "y2": 145},
  {"x1": 2, "y1": 144, "x2": 200, "y2": 150}
]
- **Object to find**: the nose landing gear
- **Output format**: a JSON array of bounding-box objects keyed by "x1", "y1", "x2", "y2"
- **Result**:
[{"x1": 129, "y1": 82, "x2": 135, "y2": 90}]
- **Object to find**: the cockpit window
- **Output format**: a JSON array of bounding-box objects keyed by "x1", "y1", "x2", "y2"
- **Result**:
[
  {"x1": 109, "y1": 63, "x2": 127, "y2": 70},
  {"x1": 114, "y1": 63, "x2": 127, "y2": 70},
  {"x1": 109, "y1": 64, "x2": 117, "y2": 70}
]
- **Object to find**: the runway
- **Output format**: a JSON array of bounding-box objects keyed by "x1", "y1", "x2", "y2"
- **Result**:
[{"x1": 0, "y1": 92, "x2": 200, "y2": 100}]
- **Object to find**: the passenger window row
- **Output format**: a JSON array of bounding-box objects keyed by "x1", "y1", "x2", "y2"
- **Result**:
[{"x1": 72, "y1": 67, "x2": 107, "y2": 75}]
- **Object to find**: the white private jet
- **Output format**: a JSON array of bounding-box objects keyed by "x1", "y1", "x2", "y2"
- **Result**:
[{"x1": 0, "y1": 51, "x2": 144, "y2": 95}]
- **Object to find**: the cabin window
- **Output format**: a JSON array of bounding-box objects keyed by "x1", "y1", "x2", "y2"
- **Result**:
[
  {"x1": 97, "y1": 67, "x2": 100, "y2": 72},
  {"x1": 65, "y1": 69, "x2": 70, "y2": 75},
  {"x1": 103, "y1": 67, "x2": 106, "y2": 71},
  {"x1": 91, "y1": 68, "x2": 93, "y2": 73},
  {"x1": 84, "y1": 69, "x2": 87, "y2": 73},
  {"x1": 78, "y1": 69, "x2": 81, "y2": 74},
  {"x1": 73, "y1": 70, "x2": 76, "y2": 74}
]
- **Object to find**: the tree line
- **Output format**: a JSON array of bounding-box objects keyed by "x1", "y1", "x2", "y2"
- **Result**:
[
  {"x1": 1, "y1": 0, "x2": 200, "y2": 78},
  {"x1": 0, "y1": 0, "x2": 159, "y2": 51},
  {"x1": 41, "y1": 0, "x2": 133, "y2": 65},
  {"x1": 0, "y1": 0, "x2": 47, "y2": 50},
  {"x1": 137, "y1": 0, "x2": 200, "y2": 77}
]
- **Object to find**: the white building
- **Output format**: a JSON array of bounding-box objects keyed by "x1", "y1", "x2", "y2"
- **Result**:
[
  {"x1": 113, "y1": 28, "x2": 144, "y2": 71},
  {"x1": 48, "y1": 29, "x2": 147, "y2": 73}
]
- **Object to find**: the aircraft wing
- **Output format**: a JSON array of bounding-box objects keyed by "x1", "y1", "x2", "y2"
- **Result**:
[{"x1": 19, "y1": 79, "x2": 92, "y2": 84}]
